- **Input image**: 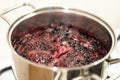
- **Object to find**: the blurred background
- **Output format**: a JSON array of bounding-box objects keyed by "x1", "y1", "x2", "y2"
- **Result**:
[{"x1": 0, "y1": 0, "x2": 120, "y2": 28}]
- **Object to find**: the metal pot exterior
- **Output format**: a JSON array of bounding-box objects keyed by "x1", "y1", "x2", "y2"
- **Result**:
[
  {"x1": 12, "y1": 52, "x2": 54, "y2": 80},
  {"x1": 8, "y1": 7, "x2": 116, "y2": 80},
  {"x1": 12, "y1": 51, "x2": 109, "y2": 80}
]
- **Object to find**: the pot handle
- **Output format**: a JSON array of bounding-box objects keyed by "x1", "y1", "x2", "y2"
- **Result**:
[
  {"x1": 54, "y1": 70, "x2": 101, "y2": 80},
  {"x1": 106, "y1": 30, "x2": 120, "y2": 80},
  {"x1": 0, "y1": 3, "x2": 36, "y2": 25},
  {"x1": 54, "y1": 69, "x2": 102, "y2": 80},
  {"x1": 72, "y1": 74, "x2": 101, "y2": 80},
  {"x1": 54, "y1": 70, "x2": 62, "y2": 80},
  {"x1": 107, "y1": 29, "x2": 120, "y2": 64}
]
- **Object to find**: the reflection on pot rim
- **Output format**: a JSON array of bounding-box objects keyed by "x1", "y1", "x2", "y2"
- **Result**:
[{"x1": 8, "y1": 7, "x2": 116, "y2": 70}]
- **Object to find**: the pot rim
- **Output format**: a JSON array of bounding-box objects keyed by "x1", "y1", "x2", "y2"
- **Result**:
[{"x1": 8, "y1": 6, "x2": 116, "y2": 70}]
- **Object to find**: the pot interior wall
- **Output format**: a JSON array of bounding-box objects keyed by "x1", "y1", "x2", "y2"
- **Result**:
[{"x1": 11, "y1": 11, "x2": 112, "y2": 51}]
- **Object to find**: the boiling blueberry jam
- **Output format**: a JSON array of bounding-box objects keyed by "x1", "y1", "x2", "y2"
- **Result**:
[{"x1": 12, "y1": 22, "x2": 108, "y2": 67}]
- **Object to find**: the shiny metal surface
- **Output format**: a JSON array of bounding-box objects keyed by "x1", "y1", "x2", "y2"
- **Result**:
[
  {"x1": 0, "y1": 0, "x2": 120, "y2": 80},
  {"x1": 0, "y1": 3, "x2": 36, "y2": 25},
  {"x1": 7, "y1": 7, "x2": 116, "y2": 80}
]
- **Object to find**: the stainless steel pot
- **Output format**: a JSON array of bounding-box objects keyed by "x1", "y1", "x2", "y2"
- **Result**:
[{"x1": 0, "y1": 3, "x2": 120, "y2": 80}]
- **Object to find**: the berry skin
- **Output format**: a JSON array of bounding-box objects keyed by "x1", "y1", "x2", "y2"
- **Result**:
[{"x1": 13, "y1": 22, "x2": 107, "y2": 67}]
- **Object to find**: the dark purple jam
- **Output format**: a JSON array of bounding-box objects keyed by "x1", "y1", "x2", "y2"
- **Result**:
[{"x1": 12, "y1": 22, "x2": 107, "y2": 67}]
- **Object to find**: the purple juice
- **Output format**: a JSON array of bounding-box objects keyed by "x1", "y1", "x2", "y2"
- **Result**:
[{"x1": 12, "y1": 22, "x2": 107, "y2": 67}]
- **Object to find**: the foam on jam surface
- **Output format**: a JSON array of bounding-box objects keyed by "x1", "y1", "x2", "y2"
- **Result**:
[{"x1": 12, "y1": 23, "x2": 107, "y2": 67}]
